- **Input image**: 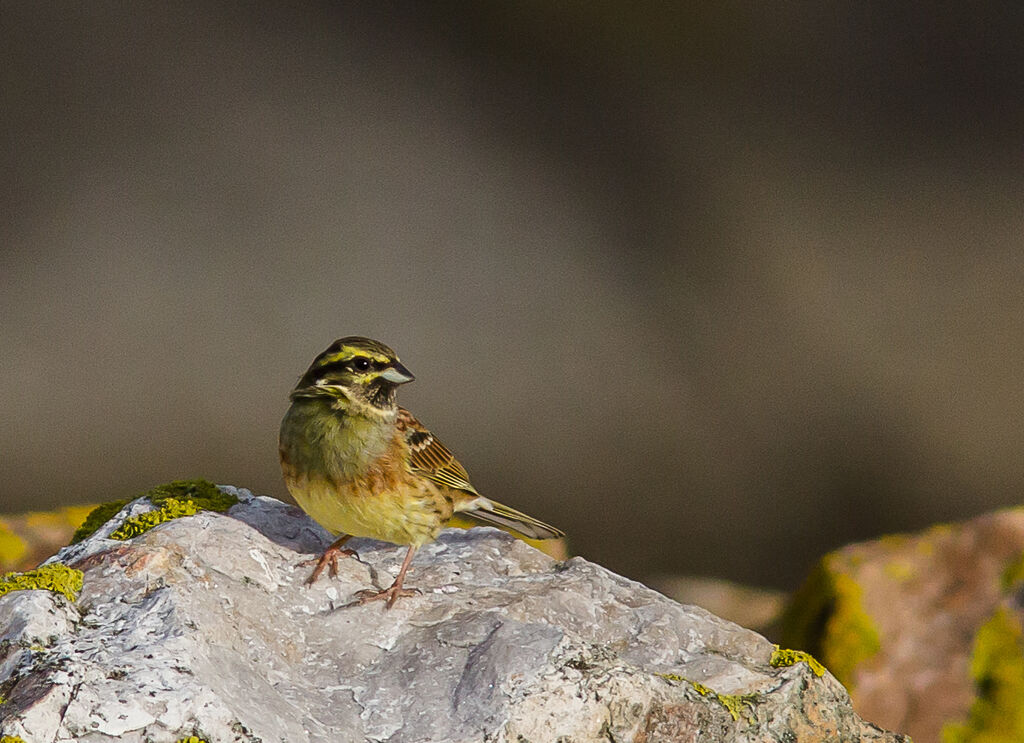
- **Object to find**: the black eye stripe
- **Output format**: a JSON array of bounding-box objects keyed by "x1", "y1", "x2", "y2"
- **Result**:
[
  {"x1": 312, "y1": 360, "x2": 348, "y2": 376},
  {"x1": 315, "y1": 357, "x2": 388, "y2": 374}
]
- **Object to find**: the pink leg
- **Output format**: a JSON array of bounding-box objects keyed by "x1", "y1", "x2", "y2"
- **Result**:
[
  {"x1": 357, "y1": 546, "x2": 420, "y2": 608},
  {"x1": 302, "y1": 535, "x2": 356, "y2": 585}
]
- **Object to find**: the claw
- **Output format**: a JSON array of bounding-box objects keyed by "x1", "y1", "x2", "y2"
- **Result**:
[
  {"x1": 355, "y1": 545, "x2": 419, "y2": 608},
  {"x1": 301, "y1": 535, "x2": 355, "y2": 585},
  {"x1": 356, "y1": 585, "x2": 420, "y2": 609}
]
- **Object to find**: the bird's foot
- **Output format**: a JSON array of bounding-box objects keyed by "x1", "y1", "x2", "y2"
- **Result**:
[
  {"x1": 301, "y1": 545, "x2": 358, "y2": 585},
  {"x1": 355, "y1": 583, "x2": 420, "y2": 609}
]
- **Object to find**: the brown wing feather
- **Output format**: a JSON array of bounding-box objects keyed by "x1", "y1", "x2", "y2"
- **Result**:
[
  {"x1": 396, "y1": 408, "x2": 564, "y2": 540},
  {"x1": 398, "y1": 408, "x2": 478, "y2": 494}
]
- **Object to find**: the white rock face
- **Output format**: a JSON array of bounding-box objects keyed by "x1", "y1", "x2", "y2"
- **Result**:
[{"x1": 0, "y1": 488, "x2": 905, "y2": 742}]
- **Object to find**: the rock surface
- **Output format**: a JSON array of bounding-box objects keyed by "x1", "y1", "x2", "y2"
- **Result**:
[
  {"x1": 781, "y1": 507, "x2": 1024, "y2": 743},
  {"x1": 0, "y1": 487, "x2": 906, "y2": 742}
]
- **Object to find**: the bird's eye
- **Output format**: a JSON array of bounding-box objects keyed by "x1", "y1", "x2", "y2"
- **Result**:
[{"x1": 351, "y1": 357, "x2": 371, "y2": 372}]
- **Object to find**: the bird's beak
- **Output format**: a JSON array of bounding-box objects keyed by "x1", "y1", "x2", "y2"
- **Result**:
[{"x1": 380, "y1": 362, "x2": 415, "y2": 384}]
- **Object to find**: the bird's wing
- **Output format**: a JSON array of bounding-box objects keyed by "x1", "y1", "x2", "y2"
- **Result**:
[
  {"x1": 397, "y1": 408, "x2": 564, "y2": 540},
  {"x1": 398, "y1": 408, "x2": 478, "y2": 494}
]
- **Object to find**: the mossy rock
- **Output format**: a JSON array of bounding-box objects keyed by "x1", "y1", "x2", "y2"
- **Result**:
[
  {"x1": 778, "y1": 552, "x2": 881, "y2": 689},
  {"x1": 769, "y1": 645, "x2": 826, "y2": 678},
  {"x1": 941, "y1": 545, "x2": 1024, "y2": 743},
  {"x1": 940, "y1": 606, "x2": 1024, "y2": 743},
  {"x1": 70, "y1": 500, "x2": 131, "y2": 544},
  {"x1": 655, "y1": 673, "x2": 760, "y2": 722},
  {"x1": 0, "y1": 562, "x2": 83, "y2": 602},
  {"x1": 72, "y1": 479, "x2": 238, "y2": 544}
]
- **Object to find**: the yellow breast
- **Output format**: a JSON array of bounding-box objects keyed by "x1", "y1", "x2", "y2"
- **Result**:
[
  {"x1": 283, "y1": 471, "x2": 453, "y2": 547},
  {"x1": 279, "y1": 397, "x2": 455, "y2": 547}
]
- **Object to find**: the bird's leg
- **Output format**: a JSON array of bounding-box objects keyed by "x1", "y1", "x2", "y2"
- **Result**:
[
  {"x1": 302, "y1": 535, "x2": 357, "y2": 585},
  {"x1": 357, "y1": 545, "x2": 420, "y2": 608}
]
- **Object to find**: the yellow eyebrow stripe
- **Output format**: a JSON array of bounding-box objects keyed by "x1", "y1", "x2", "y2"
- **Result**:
[{"x1": 320, "y1": 349, "x2": 392, "y2": 365}]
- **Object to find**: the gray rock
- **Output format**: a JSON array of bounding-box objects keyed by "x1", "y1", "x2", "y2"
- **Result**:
[{"x1": 0, "y1": 488, "x2": 906, "y2": 742}]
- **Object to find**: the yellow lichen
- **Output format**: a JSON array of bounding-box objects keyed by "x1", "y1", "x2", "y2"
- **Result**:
[
  {"x1": 770, "y1": 645, "x2": 826, "y2": 677},
  {"x1": 941, "y1": 607, "x2": 1024, "y2": 743},
  {"x1": 779, "y1": 555, "x2": 881, "y2": 689},
  {"x1": 74, "y1": 480, "x2": 237, "y2": 543},
  {"x1": 655, "y1": 672, "x2": 685, "y2": 683},
  {"x1": 1, "y1": 736, "x2": 27, "y2": 743},
  {"x1": 176, "y1": 737, "x2": 209, "y2": 743},
  {"x1": 715, "y1": 691, "x2": 759, "y2": 722},
  {"x1": 655, "y1": 673, "x2": 758, "y2": 722},
  {"x1": 689, "y1": 680, "x2": 713, "y2": 696},
  {"x1": 883, "y1": 558, "x2": 916, "y2": 583},
  {"x1": 817, "y1": 570, "x2": 881, "y2": 683},
  {"x1": 0, "y1": 563, "x2": 83, "y2": 602},
  {"x1": 110, "y1": 497, "x2": 203, "y2": 540}
]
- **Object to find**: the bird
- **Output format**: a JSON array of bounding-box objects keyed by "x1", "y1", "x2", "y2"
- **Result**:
[{"x1": 278, "y1": 336, "x2": 564, "y2": 607}]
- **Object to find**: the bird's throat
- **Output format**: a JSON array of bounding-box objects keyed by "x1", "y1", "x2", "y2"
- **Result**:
[{"x1": 280, "y1": 399, "x2": 395, "y2": 483}]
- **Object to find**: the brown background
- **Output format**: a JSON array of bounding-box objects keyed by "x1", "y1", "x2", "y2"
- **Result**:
[{"x1": 3, "y1": 3, "x2": 1022, "y2": 588}]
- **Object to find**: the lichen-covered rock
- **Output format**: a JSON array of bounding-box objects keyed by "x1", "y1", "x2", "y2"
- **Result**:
[
  {"x1": 780, "y1": 507, "x2": 1024, "y2": 743},
  {"x1": 0, "y1": 487, "x2": 905, "y2": 742},
  {"x1": 0, "y1": 480, "x2": 236, "y2": 574}
]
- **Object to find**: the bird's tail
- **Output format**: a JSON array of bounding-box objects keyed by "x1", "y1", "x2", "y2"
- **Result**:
[{"x1": 455, "y1": 497, "x2": 564, "y2": 540}]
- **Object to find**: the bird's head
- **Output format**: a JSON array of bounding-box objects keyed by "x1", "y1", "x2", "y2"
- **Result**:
[{"x1": 289, "y1": 336, "x2": 415, "y2": 415}]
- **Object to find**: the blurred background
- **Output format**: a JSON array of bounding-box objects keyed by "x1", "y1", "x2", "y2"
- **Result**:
[{"x1": 2, "y1": 2, "x2": 1022, "y2": 590}]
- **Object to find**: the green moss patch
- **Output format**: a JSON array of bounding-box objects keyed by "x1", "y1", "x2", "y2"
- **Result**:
[
  {"x1": 941, "y1": 607, "x2": 1024, "y2": 743},
  {"x1": 0, "y1": 563, "x2": 83, "y2": 602},
  {"x1": 140, "y1": 480, "x2": 235, "y2": 510},
  {"x1": 71, "y1": 500, "x2": 131, "y2": 544},
  {"x1": 779, "y1": 555, "x2": 881, "y2": 688},
  {"x1": 769, "y1": 645, "x2": 826, "y2": 677},
  {"x1": 72, "y1": 480, "x2": 237, "y2": 543}
]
